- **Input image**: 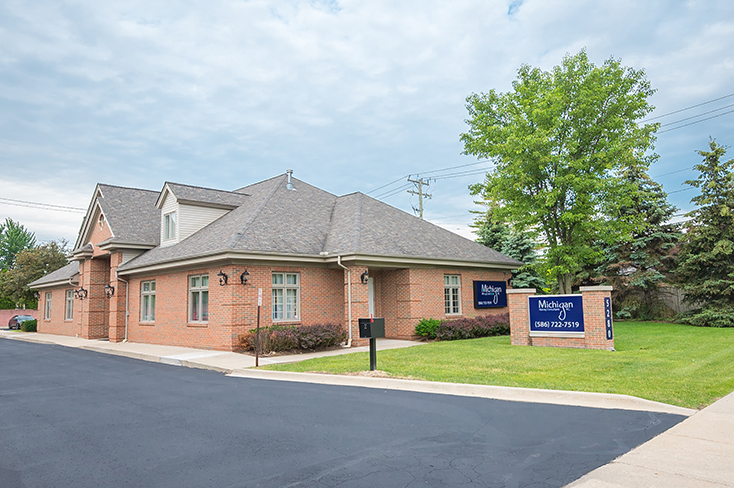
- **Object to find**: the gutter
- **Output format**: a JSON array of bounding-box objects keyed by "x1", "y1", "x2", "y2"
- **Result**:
[{"x1": 336, "y1": 256, "x2": 352, "y2": 347}]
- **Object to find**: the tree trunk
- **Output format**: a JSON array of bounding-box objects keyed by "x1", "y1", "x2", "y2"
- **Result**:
[{"x1": 557, "y1": 273, "x2": 573, "y2": 294}]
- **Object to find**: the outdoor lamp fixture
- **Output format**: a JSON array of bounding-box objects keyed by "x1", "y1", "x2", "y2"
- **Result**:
[
  {"x1": 75, "y1": 287, "x2": 88, "y2": 300},
  {"x1": 360, "y1": 271, "x2": 369, "y2": 284},
  {"x1": 104, "y1": 284, "x2": 115, "y2": 298},
  {"x1": 217, "y1": 270, "x2": 228, "y2": 286},
  {"x1": 240, "y1": 270, "x2": 250, "y2": 285}
]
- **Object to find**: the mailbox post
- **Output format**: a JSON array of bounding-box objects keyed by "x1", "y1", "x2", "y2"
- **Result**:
[{"x1": 358, "y1": 318, "x2": 385, "y2": 371}]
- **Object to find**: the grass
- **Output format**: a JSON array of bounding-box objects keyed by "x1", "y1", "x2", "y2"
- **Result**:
[{"x1": 263, "y1": 322, "x2": 734, "y2": 409}]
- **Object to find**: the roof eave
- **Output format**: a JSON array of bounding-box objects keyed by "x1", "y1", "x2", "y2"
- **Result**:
[
  {"x1": 30, "y1": 275, "x2": 80, "y2": 289},
  {"x1": 116, "y1": 250, "x2": 521, "y2": 276}
]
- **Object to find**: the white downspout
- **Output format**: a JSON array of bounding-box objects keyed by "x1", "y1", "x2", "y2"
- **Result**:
[
  {"x1": 337, "y1": 256, "x2": 352, "y2": 347},
  {"x1": 116, "y1": 271, "x2": 129, "y2": 343}
]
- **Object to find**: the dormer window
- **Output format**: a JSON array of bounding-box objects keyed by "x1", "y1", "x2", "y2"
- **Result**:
[{"x1": 164, "y1": 212, "x2": 177, "y2": 240}]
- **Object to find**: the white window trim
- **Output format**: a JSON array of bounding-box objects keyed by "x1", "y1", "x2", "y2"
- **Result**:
[
  {"x1": 189, "y1": 274, "x2": 209, "y2": 323},
  {"x1": 163, "y1": 211, "x2": 177, "y2": 241},
  {"x1": 65, "y1": 290, "x2": 73, "y2": 321},
  {"x1": 44, "y1": 292, "x2": 52, "y2": 320},
  {"x1": 444, "y1": 275, "x2": 462, "y2": 315},
  {"x1": 272, "y1": 272, "x2": 300, "y2": 322},
  {"x1": 141, "y1": 280, "x2": 156, "y2": 322}
]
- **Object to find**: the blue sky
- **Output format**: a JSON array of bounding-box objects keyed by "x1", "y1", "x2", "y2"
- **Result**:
[{"x1": 1, "y1": 0, "x2": 733, "y2": 244}]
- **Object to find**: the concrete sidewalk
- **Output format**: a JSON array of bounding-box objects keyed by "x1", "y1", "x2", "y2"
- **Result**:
[{"x1": 2, "y1": 329, "x2": 733, "y2": 487}]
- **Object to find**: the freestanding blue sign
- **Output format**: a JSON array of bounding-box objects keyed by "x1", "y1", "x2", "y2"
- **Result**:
[
  {"x1": 528, "y1": 295, "x2": 584, "y2": 333},
  {"x1": 604, "y1": 297, "x2": 613, "y2": 340},
  {"x1": 473, "y1": 281, "x2": 507, "y2": 308}
]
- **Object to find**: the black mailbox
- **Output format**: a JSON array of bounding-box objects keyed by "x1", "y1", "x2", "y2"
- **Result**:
[{"x1": 358, "y1": 318, "x2": 385, "y2": 338}]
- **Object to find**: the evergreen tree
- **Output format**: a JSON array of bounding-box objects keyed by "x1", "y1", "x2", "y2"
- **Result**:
[
  {"x1": 473, "y1": 210, "x2": 546, "y2": 290},
  {"x1": 676, "y1": 140, "x2": 734, "y2": 327},
  {"x1": 0, "y1": 218, "x2": 36, "y2": 270},
  {"x1": 599, "y1": 164, "x2": 681, "y2": 319}
]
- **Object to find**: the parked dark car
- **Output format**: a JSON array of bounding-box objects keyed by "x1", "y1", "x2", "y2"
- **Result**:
[{"x1": 8, "y1": 315, "x2": 35, "y2": 330}]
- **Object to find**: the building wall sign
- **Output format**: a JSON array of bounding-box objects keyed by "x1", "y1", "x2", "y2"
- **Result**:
[
  {"x1": 528, "y1": 295, "x2": 584, "y2": 333},
  {"x1": 473, "y1": 281, "x2": 507, "y2": 308}
]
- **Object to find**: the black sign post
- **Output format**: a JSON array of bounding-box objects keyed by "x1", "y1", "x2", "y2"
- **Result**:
[{"x1": 604, "y1": 297, "x2": 614, "y2": 340}]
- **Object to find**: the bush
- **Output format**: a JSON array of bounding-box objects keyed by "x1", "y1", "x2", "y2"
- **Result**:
[
  {"x1": 20, "y1": 319, "x2": 37, "y2": 332},
  {"x1": 677, "y1": 306, "x2": 734, "y2": 328},
  {"x1": 238, "y1": 323, "x2": 347, "y2": 354},
  {"x1": 415, "y1": 318, "x2": 442, "y2": 339},
  {"x1": 434, "y1": 313, "x2": 510, "y2": 341}
]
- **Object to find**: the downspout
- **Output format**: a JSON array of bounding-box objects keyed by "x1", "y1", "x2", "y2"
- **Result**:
[
  {"x1": 336, "y1": 256, "x2": 352, "y2": 347},
  {"x1": 116, "y1": 270, "x2": 129, "y2": 343}
]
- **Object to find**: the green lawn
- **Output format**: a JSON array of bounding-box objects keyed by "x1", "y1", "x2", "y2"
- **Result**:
[{"x1": 263, "y1": 322, "x2": 734, "y2": 409}]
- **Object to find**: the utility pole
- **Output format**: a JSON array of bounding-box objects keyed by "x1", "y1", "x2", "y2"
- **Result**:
[{"x1": 407, "y1": 176, "x2": 432, "y2": 219}]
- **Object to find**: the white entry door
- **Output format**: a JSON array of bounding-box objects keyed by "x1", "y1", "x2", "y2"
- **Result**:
[{"x1": 368, "y1": 277, "x2": 375, "y2": 317}]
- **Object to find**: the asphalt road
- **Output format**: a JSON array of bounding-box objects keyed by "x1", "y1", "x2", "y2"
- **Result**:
[{"x1": 0, "y1": 339, "x2": 686, "y2": 488}]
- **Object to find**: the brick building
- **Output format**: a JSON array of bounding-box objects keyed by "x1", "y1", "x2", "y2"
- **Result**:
[{"x1": 30, "y1": 172, "x2": 521, "y2": 350}]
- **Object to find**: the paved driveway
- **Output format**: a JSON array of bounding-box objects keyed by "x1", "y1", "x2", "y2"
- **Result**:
[{"x1": 0, "y1": 340, "x2": 685, "y2": 488}]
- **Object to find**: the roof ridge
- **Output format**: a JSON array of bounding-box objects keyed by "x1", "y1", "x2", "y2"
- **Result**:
[
  {"x1": 165, "y1": 181, "x2": 249, "y2": 196},
  {"x1": 233, "y1": 173, "x2": 286, "y2": 193},
  {"x1": 98, "y1": 183, "x2": 159, "y2": 193},
  {"x1": 320, "y1": 195, "x2": 341, "y2": 253},
  {"x1": 229, "y1": 178, "x2": 283, "y2": 249}
]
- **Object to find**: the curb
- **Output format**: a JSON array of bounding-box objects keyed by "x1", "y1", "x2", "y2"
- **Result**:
[{"x1": 228, "y1": 369, "x2": 696, "y2": 416}]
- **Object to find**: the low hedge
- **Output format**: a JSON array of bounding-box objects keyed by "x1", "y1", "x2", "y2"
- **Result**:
[
  {"x1": 239, "y1": 323, "x2": 347, "y2": 354},
  {"x1": 415, "y1": 313, "x2": 510, "y2": 341},
  {"x1": 20, "y1": 319, "x2": 37, "y2": 332}
]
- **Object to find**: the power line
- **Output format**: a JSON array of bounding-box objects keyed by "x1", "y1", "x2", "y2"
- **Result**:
[
  {"x1": 0, "y1": 198, "x2": 86, "y2": 213},
  {"x1": 643, "y1": 92, "x2": 734, "y2": 122},
  {"x1": 365, "y1": 175, "x2": 410, "y2": 195},
  {"x1": 660, "y1": 102, "x2": 734, "y2": 127},
  {"x1": 658, "y1": 108, "x2": 734, "y2": 134}
]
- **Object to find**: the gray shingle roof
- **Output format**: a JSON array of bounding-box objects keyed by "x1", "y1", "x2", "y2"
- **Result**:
[
  {"x1": 117, "y1": 174, "x2": 521, "y2": 272},
  {"x1": 29, "y1": 261, "x2": 79, "y2": 288},
  {"x1": 91, "y1": 185, "x2": 161, "y2": 247},
  {"x1": 164, "y1": 182, "x2": 249, "y2": 208}
]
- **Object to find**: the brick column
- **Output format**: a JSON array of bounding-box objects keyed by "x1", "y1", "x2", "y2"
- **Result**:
[
  {"x1": 580, "y1": 286, "x2": 615, "y2": 351},
  {"x1": 344, "y1": 265, "x2": 369, "y2": 347},
  {"x1": 508, "y1": 288, "x2": 535, "y2": 346},
  {"x1": 80, "y1": 257, "x2": 110, "y2": 339}
]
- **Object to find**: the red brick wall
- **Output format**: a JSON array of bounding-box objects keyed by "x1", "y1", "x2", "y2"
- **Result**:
[
  {"x1": 37, "y1": 287, "x2": 80, "y2": 336},
  {"x1": 126, "y1": 264, "x2": 345, "y2": 351},
  {"x1": 0, "y1": 309, "x2": 39, "y2": 324}
]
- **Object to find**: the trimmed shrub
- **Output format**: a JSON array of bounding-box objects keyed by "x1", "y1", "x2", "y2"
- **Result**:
[
  {"x1": 20, "y1": 319, "x2": 37, "y2": 332},
  {"x1": 434, "y1": 313, "x2": 510, "y2": 341},
  {"x1": 238, "y1": 323, "x2": 347, "y2": 354},
  {"x1": 415, "y1": 318, "x2": 442, "y2": 339}
]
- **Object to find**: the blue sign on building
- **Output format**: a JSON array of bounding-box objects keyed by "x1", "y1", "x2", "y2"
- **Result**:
[
  {"x1": 604, "y1": 297, "x2": 613, "y2": 340},
  {"x1": 473, "y1": 281, "x2": 507, "y2": 308},
  {"x1": 528, "y1": 295, "x2": 584, "y2": 333}
]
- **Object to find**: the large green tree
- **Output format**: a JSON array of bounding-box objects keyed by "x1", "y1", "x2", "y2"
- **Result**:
[
  {"x1": 598, "y1": 164, "x2": 681, "y2": 319},
  {"x1": 0, "y1": 240, "x2": 69, "y2": 308},
  {"x1": 676, "y1": 140, "x2": 734, "y2": 327},
  {"x1": 462, "y1": 50, "x2": 658, "y2": 293},
  {"x1": 0, "y1": 218, "x2": 36, "y2": 270}
]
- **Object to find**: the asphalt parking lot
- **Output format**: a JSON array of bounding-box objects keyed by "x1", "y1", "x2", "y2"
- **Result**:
[{"x1": 0, "y1": 339, "x2": 686, "y2": 488}]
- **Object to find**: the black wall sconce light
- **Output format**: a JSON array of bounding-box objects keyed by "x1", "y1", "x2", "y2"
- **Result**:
[
  {"x1": 360, "y1": 271, "x2": 369, "y2": 284},
  {"x1": 217, "y1": 270, "x2": 228, "y2": 286},
  {"x1": 104, "y1": 284, "x2": 115, "y2": 298},
  {"x1": 240, "y1": 270, "x2": 250, "y2": 285},
  {"x1": 75, "y1": 287, "x2": 88, "y2": 300}
]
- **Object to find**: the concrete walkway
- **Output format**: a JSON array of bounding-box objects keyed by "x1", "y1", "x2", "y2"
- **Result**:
[{"x1": 2, "y1": 329, "x2": 733, "y2": 487}]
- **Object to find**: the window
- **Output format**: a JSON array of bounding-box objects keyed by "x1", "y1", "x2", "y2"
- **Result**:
[
  {"x1": 44, "y1": 292, "x2": 52, "y2": 320},
  {"x1": 189, "y1": 275, "x2": 208, "y2": 322},
  {"x1": 444, "y1": 275, "x2": 461, "y2": 315},
  {"x1": 164, "y1": 212, "x2": 177, "y2": 240},
  {"x1": 65, "y1": 290, "x2": 73, "y2": 321},
  {"x1": 141, "y1": 280, "x2": 156, "y2": 322},
  {"x1": 272, "y1": 272, "x2": 299, "y2": 321}
]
